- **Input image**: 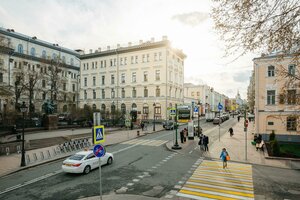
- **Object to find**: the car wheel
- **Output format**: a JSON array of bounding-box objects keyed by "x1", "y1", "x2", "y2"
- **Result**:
[
  {"x1": 83, "y1": 165, "x2": 91, "y2": 174},
  {"x1": 107, "y1": 157, "x2": 113, "y2": 165}
]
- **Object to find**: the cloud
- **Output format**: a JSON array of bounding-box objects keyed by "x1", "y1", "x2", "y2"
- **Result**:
[
  {"x1": 233, "y1": 71, "x2": 251, "y2": 83},
  {"x1": 172, "y1": 11, "x2": 209, "y2": 26}
]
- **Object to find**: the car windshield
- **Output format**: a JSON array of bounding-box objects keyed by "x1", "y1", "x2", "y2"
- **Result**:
[{"x1": 68, "y1": 154, "x2": 85, "y2": 161}]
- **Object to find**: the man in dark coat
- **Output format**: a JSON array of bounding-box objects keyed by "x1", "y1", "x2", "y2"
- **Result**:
[{"x1": 203, "y1": 135, "x2": 209, "y2": 151}]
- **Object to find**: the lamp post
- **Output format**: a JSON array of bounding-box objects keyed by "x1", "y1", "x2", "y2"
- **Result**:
[
  {"x1": 197, "y1": 101, "x2": 202, "y2": 136},
  {"x1": 20, "y1": 102, "x2": 28, "y2": 167},
  {"x1": 153, "y1": 103, "x2": 156, "y2": 131},
  {"x1": 112, "y1": 101, "x2": 115, "y2": 126},
  {"x1": 172, "y1": 104, "x2": 182, "y2": 150}
]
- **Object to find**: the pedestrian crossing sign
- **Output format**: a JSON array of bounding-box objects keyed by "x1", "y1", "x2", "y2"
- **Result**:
[{"x1": 93, "y1": 125, "x2": 105, "y2": 144}]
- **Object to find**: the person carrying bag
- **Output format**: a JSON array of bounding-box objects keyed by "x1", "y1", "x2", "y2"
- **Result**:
[{"x1": 220, "y1": 148, "x2": 229, "y2": 169}]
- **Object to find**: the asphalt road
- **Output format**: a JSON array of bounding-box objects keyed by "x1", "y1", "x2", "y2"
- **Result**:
[{"x1": 0, "y1": 119, "x2": 299, "y2": 200}]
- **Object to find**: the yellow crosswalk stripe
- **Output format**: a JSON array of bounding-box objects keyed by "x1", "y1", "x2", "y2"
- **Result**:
[{"x1": 177, "y1": 160, "x2": 255, "y2": 199}]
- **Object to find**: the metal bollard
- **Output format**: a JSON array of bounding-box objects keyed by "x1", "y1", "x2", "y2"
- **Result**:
[
  {"x1": 26, "y1": 154, "x2": 30, "y2": 164},
  {"x1": 16, "y1": 145, "x2": 21, "y2": 154},
  {"x1": 6, "y1": 147, "x2": 10, "y2": 155}
]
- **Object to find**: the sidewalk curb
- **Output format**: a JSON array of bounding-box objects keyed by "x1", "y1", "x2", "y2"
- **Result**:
[{"x1": 0, "y1": 128, "x2": 165, "y2": 178}]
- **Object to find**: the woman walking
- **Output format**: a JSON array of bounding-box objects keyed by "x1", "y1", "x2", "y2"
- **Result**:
[{"x1": 220, "y1": 148, "x2": 229, "y2": 169}]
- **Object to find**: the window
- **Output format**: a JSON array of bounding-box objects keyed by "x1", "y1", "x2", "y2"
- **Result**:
[
  {"x1": 131, "y1": 56, "x2": 134, "y2": 64},
  {"x1": 102, "y1": 89, "x2": 105, "y2": 99},
  {"x1": 287, "y1": 116, "x2": 297, "y2": 131},
  {"x1": 30, "y1": 47, "x2": 36, "y2": 56},
  {"x1": 287, "y1": 90, "x2": 296, "y2": 104},
  {"x1": 104, "y1": 60, "x2": 106, "y2": 67},
  {"x1": 143, "y1": 106, "x2": 149, "y2": 114},
  {"x1": 63, "y1": 83, "x2": 66, "y2": 91},
  {"x1": 64, "y1": 94, "x2": 67, "y2": 101},
  {"x1": 110, "y1": 59, "x2": 113, "y2": 67},
  {"x1": 62, "y1": 56, "x2": 66, "y2": 63},
  {"x1": 70, "y1": 58, "x2": 74, "y2": 66},
  {"x1": 156, "y1": 86, "x2": 160, "y2": 97},
  {"x1": 84, "y1": 90, "x2": 87, "y2": 100},
  {"x1": 268, "y1": 66, "x2": 275, "y2": 77},
  {"x1": 120, "y1": 58, "x2": 123, "y2": 65},
  {"x1": 155, "y1": 70, "x2": 160, "y2": 81},
  {"x1": 267, "y1": 90, "x2": 275, "y2": 105},
  {"x1": 73, "y1": 95, "x2": 76, "y2": 102},
  {"x1": 121, "y1": 73, "x2": 125, "y2": 84},
  {"x1": 132, "y1": 87, "x2": 136, "y2": 98},
  {"x1": 121, "y1": 88, "x2": 125, "y2": 98},
  {"x1": 121, "y1": 103, "x2": 126, "y2": 114},
  {"x1": 114, "y1": 58, "x2": 116, "y2": 66},
  {"x1": 111, "y1": 89, "x2": 115, "y2": 98},
  {"x1": 288, "y1": 64, "x2": 296, "y2": 75},
  {"x1": 144, "y1": 87, "x2": 148, "y2": 97},
  {"x1": 268, "y1": 122, "x2": 274, "y2": 125},
  {"x1": 159, "y1": 52, "x2": 162, "y2": 60},
  {"x1": 93, "y1": 90, "x2": 96, "y2": 99},
  {"x1": 147, "y1": 54, "x2": 149, "y2": 62},
  {"x1": 0, "y1": 73, "x2": 3, "y2": 83},
  {"x1": 17, "y1": 44, "x2": 23, "y2": 53},
  {"x1": 93, "y1": 77, "x2": 96, "y2": 86},
  {"x1": 52, "y1": 53, "x2": 57, "y2": 61},
  {"x1": 42, "y1": 80, "x2": 46, "y2": 88},
  {"x1": 92, "y1": 62, "x2": 94, "y2": 69},
  {"x1": 43, "y1": 92, "x2": 46, "y2": 100},
  {"x1": 124, "y1": 57, "x2": 127, "y2": 65},
  {"x1": 40, "y1": 50, "x2": 46, "y2": 59},
  {"x1": 111, "y1": 74, "x2": 115, "y2": 84},
  {"x1": 132, "y1": 72, "x2": 136, "y2": 83},
  {"x1": 142, "y1": 54, "x2": 145, "y2": 62},
  {"x1": 143, "y1": 71, "x2": 148, "y2": 82},
  {"x1": 72, "y1": 84, "x2": 75, "y2": 92},
  {"x1": 100, "y1": 61, "x2": 103, "y2": 68},
  {"x1": 135, "y1": 56, "x2": 138, "y2": 63},
  {"x1": 84, "y1": 77, "x2": 87, "y2": 87},
  {"x1": 154, "y1": 53, "x2": 157, "y2": 61},
  {"x1": 102, "y1": 76, "x2": 105, "y2": 85}
]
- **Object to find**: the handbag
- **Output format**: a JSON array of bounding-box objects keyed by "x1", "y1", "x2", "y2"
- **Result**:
[{"x1": 226, "y1": 155, "x2": 230, "y2": 161}]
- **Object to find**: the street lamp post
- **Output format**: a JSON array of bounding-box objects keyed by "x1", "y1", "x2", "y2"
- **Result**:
[
  {"x1": 153, "y1": 103, "x2": 156, "y2": 131},
  {"x1": 197, "y1": 101, "x2": 202, "y2": 136},
  {"x1": 172, "y1": 104, "x2": 182, "y2": 150},
  {"x1": 20, "y1": 102, "x2": 28, "y2": 167}
]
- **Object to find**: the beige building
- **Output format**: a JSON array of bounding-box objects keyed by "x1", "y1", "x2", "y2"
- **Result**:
[
  {"x1": 253, "y1": 53, "x2": 300, "y2": 135},
  {"x1": 0, "y1": 27, "x2": 80, "y2": 121},
  {"x1": 184, "y1": 83, "x2": 229, "y2": 115},
  {"x1": 79, "y1": 37, "x2": 186, "y2": 121}
]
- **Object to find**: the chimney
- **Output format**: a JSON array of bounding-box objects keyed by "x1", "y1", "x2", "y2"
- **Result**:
[
  {"x1": 151, "y1": 37, "x2": 155, "y2": 42},
  {"x1": 162, "y1": 35, "x2": 168, "y2": 41},
  {"x1": 107, "y1": 46, "x2": 110, "y2": 50},
  {"x1": 89, "y1": 49, "x2": 93, "y2": 54},
  {"x1": 128, "y1": 42, "x2": 132, "y2": 47},
  {"x1": 139, "y1": 40, "x2": 143, "y2": 45},
  {"x1": 117, "y1": 44, "x2": 120, "y2": 48},
  {"x1": 98, "y1": 47, "x2": 101, "y2": 52}
]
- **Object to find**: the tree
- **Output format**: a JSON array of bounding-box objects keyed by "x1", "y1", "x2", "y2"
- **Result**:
[
  {"x1": 212, "y1": 0, "x2": 300, "y2": 56},
  {"x1": 24, "y1": 72, "x2": 40, "y2": 118},
  {"x1": 14, "y1": 71, "x2": 26, "y2": 111}
]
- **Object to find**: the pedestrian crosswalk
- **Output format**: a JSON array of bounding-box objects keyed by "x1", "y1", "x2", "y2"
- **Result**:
[
  {"x1": 177, "y1": 160, "x2": 254, "y2": 200},
  {"x1": 121, "y1": 139, "x2": 168, "y2": 147}
]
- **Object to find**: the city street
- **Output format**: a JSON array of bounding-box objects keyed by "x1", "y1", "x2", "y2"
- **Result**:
[{"x1": 0, "y1": 119, "x2": 299, "y2": 200}]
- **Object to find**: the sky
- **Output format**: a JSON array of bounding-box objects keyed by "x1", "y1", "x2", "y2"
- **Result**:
[{"x1": 0, "y1": 0, "x2": 257, "y2": 99}]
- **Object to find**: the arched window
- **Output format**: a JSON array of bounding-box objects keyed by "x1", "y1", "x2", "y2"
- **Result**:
[
  {"x1": 30, "y1": 47, "x2": 36, "y2": 56},
  {"x1": 52, "y1": 53, "x2": 57, "y2": 61},
  {"x1": 101, "y1": 104, "x2": 106, "y2": 111},
  {"x1": 132, "y1": 103, "x2": 137, "y2": 110},
  {"x1": 92, "y1": 104, "x2": 97, "y2": 111},
  {"x1": 121, "y1": 103, "x2": 126, "y2": 115},
  {"x1": 62, "y1": 56, "x2": 66, "y2": 63},
  {"x1": 63, "y1": 105, "x2": 68, "y2": 112},
  {"x1": 111, "y1": 104, "x2": 116, "y2": 113},
  {"x1": 17, "y1": 44, "x2": 23, "y2": 53},
  {"x1": 42, "y1": 50, "x2": 46, "y2": 59}
]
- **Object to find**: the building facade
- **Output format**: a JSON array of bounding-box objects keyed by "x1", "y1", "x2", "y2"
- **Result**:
[
  {"x1": 184, "y1": 83, "x2": 229, "y2": 115},
  {"x1": 0, "y1": 27, "x2": 80, "y2": 121},
  {"x1": 253, "y1": 53, "x2": 300, "y2": 135},
  {"x1": 79, "y1": 37, "x2": 186, "y2": 121}
]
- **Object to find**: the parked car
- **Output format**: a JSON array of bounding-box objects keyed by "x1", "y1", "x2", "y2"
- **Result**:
[
  {"x1": 62, "y1": 150, "x2": 113, "y2": 174},
  {"x1": 164, "y1": 121, "x2": 178, "y2": 130},
  {"x1": 213, "y1": 117, "x2": 222, "y2": 124}
]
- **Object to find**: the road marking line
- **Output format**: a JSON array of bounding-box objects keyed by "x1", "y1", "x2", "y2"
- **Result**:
[
  {"x1": 195, "y1": 167, "x2": 253, "y2": 175},
  {"x1": 178, "y1": 189, "x2": 240, "y2": 200},
  {"x1": 186, "y1": 181, "x2": 254, "y2": 193},
  {"x1": 193, "y1": 171, "x2": 253, "y2": 180},
  {"x1": 190, "y1": 176, "x2": 254, "y2": 186}
]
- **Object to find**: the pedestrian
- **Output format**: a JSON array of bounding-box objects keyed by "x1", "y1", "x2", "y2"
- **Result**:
[
  {"x1": 237, "y1": 115, "x2": 240, "y2": 122},
  {"x1": 180, "y1": 130, "x2": 184, "y2": 143},
  {"x1": 141, "y1": 121, "x2": 144, "y2": 131},
  {"x1": 220, "y1": 148, "x2": 229, "y2": 169},
  {"x1": 203, "y1": 135, "x2": 209, "y2": 151},
  {"x1": 198, "y1": 133, "x2": 204, "y2": 150},
  {"x1": 228, "y1": 127, "x2": 234, "y2": 137},
  {"x1": 183, "y1": 128, "x2": 187, "y2": 142}
]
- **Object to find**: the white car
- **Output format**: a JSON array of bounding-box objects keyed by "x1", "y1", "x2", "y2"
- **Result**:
[{"x1": 62, "y1": 150, "x2": 113, "y2": 174}]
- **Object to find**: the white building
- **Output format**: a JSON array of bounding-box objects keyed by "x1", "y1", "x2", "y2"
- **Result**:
[
  {"x1": 79, "y1": 36, "x2": 186, "y2": 121},
  {"x1": 0, "y1": 27, "x2": 80, "y2": 120}
]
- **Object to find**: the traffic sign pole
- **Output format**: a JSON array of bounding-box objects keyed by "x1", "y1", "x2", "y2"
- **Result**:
[
  {"x1": 93, "y1": 144, "x2": 105, "y2": 200},
  {"x1": 99, "y1": 157, "x2": 102, "y2": 200}
]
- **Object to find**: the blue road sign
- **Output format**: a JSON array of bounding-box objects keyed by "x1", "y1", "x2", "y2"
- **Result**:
[
  {"x1": 194, "y1": 107, "x2": 198, "y2": 112},
  {"x1": 218, "y1": 103, "x2": 223, "y2": 111},
  {"x1": 93, "y1": 144, "x2": 106, "y2": 158}
]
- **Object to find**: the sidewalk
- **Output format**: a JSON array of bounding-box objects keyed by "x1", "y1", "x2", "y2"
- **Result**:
[
  {"x1": 0, "y1": 125, "x2": 163, "y2": 178},
  {"x1": 166, "y1": 120, "x2": 300, "y2": 169}
]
